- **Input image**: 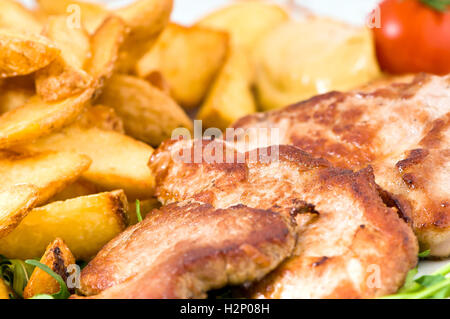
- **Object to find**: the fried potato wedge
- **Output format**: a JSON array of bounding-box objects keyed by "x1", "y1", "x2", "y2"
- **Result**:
[
  {"x1": 77, "y1": 104, "x2": 124, "y2": 133},
  {"x1": 97, "y1": 74, "x2": 192, "y2": 146},
  {"x1": 128, "y1": 198, "x2": 160, "y2": 225},
  {"x1": 0, "y1": 0, "x2": 43, "y2": 33},
  {"x1": 86, "y1": 16, "x2": 126, "y2": 93},
  {"x1": 0, "y1": 150, "x2": 91, "y2": 205},
  {"x1": 36, "y1": 0, "x2": 108, "y2": 34},
  {"x1": 197, "y1": 46, "x2": 256, "y2": 131},
  {"x1": 0, "y1": 184, "x2": 38, "y2": 239},
  {"x1": 36, "y1": 16, "x2": 92, "y2": 102},
  {"x1": 0, "y1": 75, "x2": 35, "y2": 113},
  {"x1": 26, "y1": 125, "x2": 155, "y2": 199},
  {"x1": 137, "y1": 23, "x2": 228, "y2": 109},
  {"x1": 115, "y1": 0, "x2": 172, "y2": 72},
  {"x1": 0, "y1": 29, "x2": 59, "y2": 78},
  {"x1": 49, "y1": 180, "x2": 98, "y2": 203},
  {"x1": 0, "y1": 191, "x2": 129, "y2": 261},
  {"x1": 196, "y1": 2, "x2": 288, "y2": 52},
  {"x1": 23, "y1": 238, "x2": 75, "y2": 299},
  {"x1": 0, "y1": 278, "x2": 9, "y2": 299},
  {"x1": 0, "y1": 88, "x2": 93, "y2": 149}
]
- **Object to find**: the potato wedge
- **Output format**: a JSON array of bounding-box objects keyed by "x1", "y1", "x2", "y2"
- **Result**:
[
  {"x1": 128, "y1": 198, "x2": 160, "y2": 225},
  {"x1": 36, "y1": 0, "x2": 108, "y2": 34},
  {"x1": 25, "y1": 126, "x2": 155, "y2": 199},
  {"x1": 36, "y1": 16, "x2": 92, "y2": 102},
  {"x1": 0, "y1": 279, "x2": 10, "y2": 299},
  {"x1": 0, "y1": 184, "x2": 38, "y2": 239},
  {"x1": 137, "y1": 23, "x2": 228, "y2": 109},
  {"x1": 196, "y1": 2, "x2": 288, "y2": 53},
  {"x1": 0, "y1": 29, "x2": 59, "y2": 78},
  {"x1": 77, "y1": 105, "x2": 124, "y2": 133},
  {"x1": 0, "y1": 75, "x2": 35, "y2": 113},
  {"x1": 97, "y1": 74, "x2": 192, "y2": 146},
  {"x1": 49, "y1": 180, "x2": 98, "y2": 203},
  {"x1": 0, "y1": 150, "x2": 91, "y2": 205},
  {"x1": 0, "y1": 191, "x2": 129, "y2": 261},
  {"x1": 86, "y1": 16, "x2": 126, "y2": 92},
  {"x1": 0, "y1": 0, "x2": 43, "y2": 34},
  {"x1": 197, "y1": 46, "x2": 256, "y2": 131},
  {"x1": 144, "y1": 71, "x2": 170, "y2": 95},
  {"x1": 0, "y1": 88, "x2": 93, "y2": 149},
  {"x1": 23, "y1": 238, "x2": 75, "y2": 299},
  {"x1": 115, "y1": 0, "x2": 173, "y2": 72}
]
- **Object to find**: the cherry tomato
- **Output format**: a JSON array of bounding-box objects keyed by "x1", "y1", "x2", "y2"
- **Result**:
[{"x1": 373, "y1": 0, "x2": 450, "y2": 75}]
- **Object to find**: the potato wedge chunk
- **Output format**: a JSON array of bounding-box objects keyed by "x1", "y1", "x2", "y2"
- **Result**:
[
  {"x1": 36, "y1": 0, "x2": 108, "y2": 34},
  {"x1": 0, "y1": 184, "x2": 38, "y2": 239},
  {"x1": 115, "y1": 0, "x2": 173, "y2": 72},
  {"x1": 197, "y1": 46, "x2": 256, "y2": 131},
  {"x1": 0, "y1": 75, "x2": 35, "y2": 113},
  {"x1": 49, "y1": 180, "x2": 98, "y2": 203},
  {"x1": 25, "y1": 126, "x2": 155, "y2": 199},
  {"x1": 0, "y1": 29, "x2": 59, "y2": 78},
  {"x1": 137, "y1": 23, "x2": 228, "y2": 109},
  {"x1": 0, "y1": 150, "x2": 91, "y2": 205},
  {"x1": 36, "y1": 16, "x2": 92, "y2": 102},
  {"x1": 0, "y1": 279, "x2": 10, "y2": 299},
  {"x1": 0, "y1": 88, "x2": 93, "y2": 149},
  {"x1": 86, "y1": 16, "x2": 126, "y2": 91},
  {"x1": 77, "y1": 105, "x2": 124, "y2": 133},
  {"x1": 23, "y1": 238, "x2": 75, "y2": 299},
  {"x1": 0, "y1": 0, "x2": 43, "y2": 34},
  {"x1": 196, "y1": 2, "x2": 289, "y2": 53},
  {"x1": 0, "y1": 191, "x2": 129, "y2": 261},
  {"x1": 97, "y1": 74, "x2": 192, "y2": 146}
]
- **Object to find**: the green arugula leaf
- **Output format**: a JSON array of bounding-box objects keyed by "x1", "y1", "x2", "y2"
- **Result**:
[
  {"x1": 0, "y1": 255, "x2": 35, "y2": 298},
  {"x1": 418, "y1": 249, "x2": 431, "y2": 258},
  {"x1": 397, "y1": 267, "x2": 420, "y2": 294},
  {"x1": 136, "y1": 199, "x2": 143, "y2": 223},
  {"x1": 25, "y1": 260, "x2": 70, "y2": 299}
]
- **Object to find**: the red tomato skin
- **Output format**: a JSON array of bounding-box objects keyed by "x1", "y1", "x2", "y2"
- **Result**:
[{"x1": 373, "y1": 0, "x2": 450, "y2": 75}]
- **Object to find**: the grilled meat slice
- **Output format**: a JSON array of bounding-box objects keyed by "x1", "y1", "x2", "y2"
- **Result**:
[
  {"x1": 232, "y1": 73, "x2": 450, "y2": 256},
  {"x1": 148, "y1": 139, "x2": 417, "y2": 298},
  {"x1": 78, "y1": 202, "x2": 296, "y2": 299}
]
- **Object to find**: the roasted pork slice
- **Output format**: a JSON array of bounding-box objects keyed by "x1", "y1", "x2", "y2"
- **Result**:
[
  {"x1": 147, "y1": 139, "x2": 417, "y2": 298},
  {"x1": 231, "y1": 73, "x2": 450, "y2": 256},
  {"x1": 78, "y1": 201, "x2": 296, "y2": 299}
]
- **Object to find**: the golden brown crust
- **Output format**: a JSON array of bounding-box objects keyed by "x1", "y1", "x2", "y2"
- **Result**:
[
  {"x1": 78, "y1": 202, "x2": 296, "y2": 298},
  {"x1": 146, "y1": 139, "x2": 418, "y2": 298},
  {"x1": 232, "y1": 73, "x2": 450, "y2": 257}
]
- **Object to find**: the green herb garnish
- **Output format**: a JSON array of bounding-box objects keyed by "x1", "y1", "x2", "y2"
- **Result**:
[
  {"x1": 380, "y1": 262, "x2": 450, "y2": 299},
  {"x1": 418, "y1": 249, "x2": 431, "y2": 258},
  {"x1": 136, "y1": 199, "x2": 143, "y2": 223},
  {"x1": 25, "y1": 260, "x2": 70, "y2": 299},
  {"x1": 0, "y1": 255, "x2": 35, "y2": 298}
]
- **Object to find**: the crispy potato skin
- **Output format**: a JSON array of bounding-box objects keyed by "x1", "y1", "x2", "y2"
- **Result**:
[
  {"x1": 97, "y1": 74, "x2": 192, "y2": 146},
  {"x1": 0, "y1": 191, "x2": 129, "y2": 261},
  {"x1": 0, "y1": 184, "x2": 38, "y2": 239},
  {"x1": 25, "y1": 125, "x2": 155, "y2": 199},
  {"x1": 0, "y1": 88, "x2": 94, "y2": 149},
  {"x1": 0, "y1": 279, "x2": 10, "y2": 299},
  {"x1": 137, "y1": 23, "x2": 229, "y2": 109},
  {"x1": 23, "y1": 238, "x2": 75, "y2": 299},
  {"x1": 0, "y1": 30, "x2": 59, "y2": 78},
  {"x1": 0, "y1": 150, "x2": 92, "y2": 205}
]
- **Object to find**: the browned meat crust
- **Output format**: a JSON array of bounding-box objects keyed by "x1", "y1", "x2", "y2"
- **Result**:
[
  {"x1": 232, "y1": 73, "x2": 450, "y2": 257},
  {"x1": 146, "y1": 139, "x2": 417, "y2": 298},
  {"x1": 78, "y1": 202, "x2": 296, "y2": 299}
]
